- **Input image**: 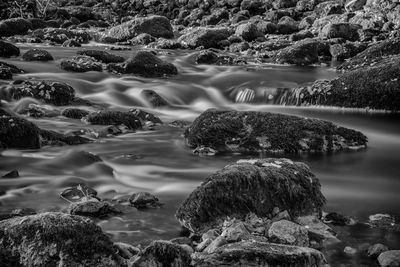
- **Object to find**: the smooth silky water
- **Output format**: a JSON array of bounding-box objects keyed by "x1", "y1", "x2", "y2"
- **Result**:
[{"x1": 1, "y1": 45, "x2": 400, "y2": 266}]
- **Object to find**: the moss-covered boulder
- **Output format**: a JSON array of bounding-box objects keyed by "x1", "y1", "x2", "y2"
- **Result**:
[
  {"x1": 176, "y1": 158, "x2": 326, "y2": 234},
  {"x1": 130, "y1": 240, "x2": 191, "y2": 267},
  {"x1": 192, "y1": 240, "x2": 327, "y2": 267},
  {"x1": 60, "y1": 55, "x2": 103, "y2": 72},
  {"x1": 108, "y1": 51, "x2": 177, "y2": 77},
  {"x1": 77, "y1": 50, "x2": 124, "y2": 63},
  {"x1": 185, "y1": 109, "x2": 367, "y2": 155},
  {"x1": 86, "y1": 110, "x2": 142, "y2": 130},
  {"x1": 8, "y1": 80, "x2": 75, "y2": 106},
  {"x1": 0, "y1": 116, "x2": 41, "y2": 149},
  {"x1": 0, "y1": 212, "x2": 121, "y2": 267},
  {"x1": 22, "y1": 49, "x2": 54, "y2": 61},
  {"x1": 178, "y1": 27, "x2": 232, "y2": 49},
  {"x1": 0, "y1": 40, "x2": 20, "y2": 57},
  {"x1": 0, "y1": 18, "x2": 32, "y2": 37},
  {"x1": 299, "y1": 56, "x2": 400, "y2": 111}
]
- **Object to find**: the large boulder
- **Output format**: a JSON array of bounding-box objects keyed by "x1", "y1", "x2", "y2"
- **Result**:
[
  {"x1": 176, "y1": 158, "x2": 326, "y2": 233},
  {"x1": 184, "y1": 109, "x2": 367, "y2": 155},
  {"x1": 178, "y1": 27, "x2": 231, "y2": 49},
  {"x1": 0, "y1": 18, "x2": 32, "y2": 37},
  {"x1": 0, "y1": 212, "x2": 120, "y2": 267},
  {"x1": 102, "y1": 15, "x2": 173, "y2": 42},
  {"x1": 0, "y1": 116, "x2": 41, "y2": 149},
  {"x1": 0, "y1": 40, "x2": 20, "y2": 57},
  {"x1": 192, "y1": 240, "x2": 327, "y2": 267},
  {"x1": 235, "y1": 22, "x2": 263, "y2": 42},
  {"x1": 319, "y1": 23, "x2": 361, "y2": 41},
  {"x1": 22, "y1": 49, "x2": 54, "y2": 61}
]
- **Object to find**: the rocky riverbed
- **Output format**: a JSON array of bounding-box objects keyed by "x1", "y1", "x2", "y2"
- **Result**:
[{"x1": 1, "y1": 0, "x2": 400, "y2": 266}]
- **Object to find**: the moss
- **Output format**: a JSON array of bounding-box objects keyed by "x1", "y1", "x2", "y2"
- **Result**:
[
  {"x1": 0, "y1": 116, "x2": 41, "y2": 149},
  {"x1": 185, "y1": 109, "x2": 367, "y2": 154},
  {"x1": 77, "y1": 50, "x2": 125, "y2": 63},
  {"x1": 176, "y1": 158, "x2": 326, "y2": 234},
  {"x1": 87, "y1": 110, "x2": 142, "y2": 130}
]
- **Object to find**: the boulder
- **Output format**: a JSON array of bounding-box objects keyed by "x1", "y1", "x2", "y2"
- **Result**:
[
  {"x1": 273, "y1": 0, "x2": 298, "y2": 9},
  {"x1": 378, "y1": 251, "x2": 400, "y2": 267},
  {"x1": 130, "y1": 33, "x2": 156, "y2": 45},
  {"x1": 178, "y1": 27, "x2": 231, "y2": 49},
  {"x1": 240, "y1": 0, "x2": 267, "y2": 16},
  {"x1": 201, "y1": 9, "x2": 229, "y2": 25},
  {"x1": 62, "y1": 39, "x2": 82, "y2": 47},
  {"x1": 0, "y1": 67, "x2": 12, "y2": 80},
  {"x1": 86, "y1": 110, "x2": 142, "y2": 130},
  {"x1": 345, "y1": 0, "x2": 367, "y2": 11},
  {"x1": 268, "y1": 220, "x2": 309, "y2": 247},
  {"x1": 315, "y1": 1, "x2": 344, "y2": 17},
  {"x1": 0, "y1": 40, "x2": 20, "y2": 57},
  {"x1": 184, "y1": 109, "x2": 367, "y2": 155},
  {"x1": 0, "y1": 116, "x2": 41, "y2": 149},
  {"x1": 0, "y1": 61, "x2": 24, "y2": 74},
  {"x1": 319, "y1": 23, "x2": 361, "y2": 41},
  {"x1": 62, "y1": 108, "x2": 90, "y2": 119},
  {"x1": 129, "y1": 192, "x2": 162, "y2": 209},
  {"x1": 102, "y1": 15, "x2": 173, "y2": 42},
  {"x1": 295, "y1": 215, "x2": 340, "y2": 247},
  {"x1": 69, "y1": 200, "x2": 121, "y2": 218},
  {"x1": 329, "y1": 42, "x2": 367, "y2": 61},
  {"x1": 195, "y1": 50, "x2": 233, "y2": 65},
  {"x1": 277, "y1": 16, "x2": 299, "y2": 34},
  {"x1": 176, "y1": 158, "x2": 326, "y2": 233},
  {"x1": 141, "y1": 89, "x2": 169, "y2": 107},
  {"x1": 273, "y1": 39, "x2": 324, "y2": 65},
  {"x1": 22, "y1": 49, "x2": 54, "y2": 61},
  {"x1": 0, "y1": 212, "x2": 120, "y2": 267},
  {"x1": 0, "y1": 18, "x2": 32, "y2": 37},
  {"x1": 192, "y1": 240, "x2": 327, "y2": 267},
  {"x1": 235, "y1": 22, "x2": 263, "y2": 42},
  {"x1": 60, "y1": 55, "x2": 103, "y2": 72},
  {"x1": 77, "y1": 50, "x2": 124, "y2": 63},
  {"x1": 34, "y1": 28, "x2": 91, "y2": 44},
  {"x1": 368, "y1": 243, "x2": 389, "y2": 259}
]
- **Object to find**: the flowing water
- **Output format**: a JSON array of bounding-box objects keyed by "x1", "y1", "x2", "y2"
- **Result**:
[{"x1": 1, "y1": 44, "x2": 400, "y2": 266}]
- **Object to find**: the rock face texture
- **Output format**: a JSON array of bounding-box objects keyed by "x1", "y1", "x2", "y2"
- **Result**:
[
  {"x1": 184, "y1": 109, "x2": 367, "y2": 155},
  {"x1": 0, "y1": 212, "x2": 120, "y2": 267},
  {"x1": 176, "y1": 158, "x2": 326, "y2": 233}
]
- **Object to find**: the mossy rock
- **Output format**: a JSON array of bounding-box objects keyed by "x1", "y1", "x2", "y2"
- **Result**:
[
  {"x1": 176, "y1": 158, "x2": 326, "y2": 234},
  {"x1": 0, "y1": 212, "x2": 121, "y2": 267},
  {"x1": 8, "y1": 80, "x2": 75, "y2": 106},
  {"x1": 0, "y1": 116, "x2": 41, "y2": 149},
  {"x1": 0, "y1": 40, "x2": 20, "y2": 57},
  {"x1": 185, "y1": 109, "x2": 367, "y2": 155},
  {"x1": 0, "y1": 18, "x2": 32, "y2": 37},
  {"x1": 22, "y1": 49, "x2": 54, "y2": 61},
  {"x1": 77, "y1": 50, "x2": 125, "y2": 63},
  {"x1": 60, "y1": 55, "x2": 103, "y2": 72},
  {"x1": 0, "y1": 61, "x2": 24, "y2": 73},
  {"x1": 192, "y1": 240, "x2": 327, "y2": 267},
  {"x1": 86, "y1": 110, "x2": 142, "y2": 130},
  {"x1": 61, "y1": 108, "x2": 90, "y2": 119}
]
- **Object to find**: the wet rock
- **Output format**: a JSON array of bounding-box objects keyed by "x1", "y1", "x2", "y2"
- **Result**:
[
  {"x1": 0, "y1": 67, "x2": 12, "y2": 80},
  {"x1": 178, "y1": 27, "x2": 231, "y2": 49},
  {"x1": 62, "y1": 39, "x2": 82, "y2": 47},
  {"x1": 268, "y1": 220, "x2": 309, "y2": 247},
  {"x1": 86, "y1": 110, "x2": 142, "y2": 130},
  {"x1": 130, "y1": 240, "x2": 191, "y2": 267},
  {"x1": 8, "y1": 80, "x2": 75, "y2": 106},
  {"x1": 176, "y1": 158, "x2": 325, "y2": 234},
  {"x1": 240, "y1": 0, "x2": 267, "y2": 16},
  {"x1": 0, "y1": 40, "x2": 20, "y2": 57},
  {"x1": 69, "y1": 200, "x2": 122, "y2": 218},
  {"x1": 185, "y1": 109, "x2": 367, "y2": 155},
  {"x1": 0, "y1": 18, "x2": 32, "y2": 37},
  {"x1": 345, "y1": 0, "x2": 367, "y2": 11},
  {"x1": 77, "y1": 50, "x2": 124, "y2": 63},
  {"x1": 22, "y1": 49, "x2": 54, "y2": 61},
  {"x1": 295, "y1": 215, "x2": 340, "y2": 247},
  {"x1": 130, "y1": 108, "x2": 162, "y2": 124},
  {"x1": 277, "y1": 16, "x2": 299, "y2": 34},
  {"x1": 220, "y1": 219, "x2": 252, "y2": 243},
  {"x1": 344, "y1": 246, "x2": 357, "y2": 254},
  {"x1": 27, "y1": 18, "x2": 46, "y2": 30},
  {"x1": 378, "y1": 251, "x2": 400, "y2": 267},
  {"x1": 0, "y1": 116, "x2": 41, "y2": 149},
  {"x1": 114, "y1": 242, "x2": 140, "y2": 259},
  {"x1": 130, "y1": 33, "x2": 156, "y2": 45},
  {"x1": 273, "y1": 39, "x2": 324, "y2": 65},
  {"x1": 102, "y1": 15, "x2": 173, "y2": 42},
  {"x1": 324, "y1": 212, "x2": 352, "y2": 226},
  {"x1": 0, "y1": 61, "x2": 24, "y2": 74},
  {"x1": 141, "y1": 89, "x2": 169, "y2": 108},
  {"x1": 62, "y1": 108, "x2": 90, "y2": 119},
  {"x1": 148, "y1": 38, "x2": 182, "y2": 49},
  {"x1": 1, "y1": 170, "x2": 19, "y2": 178},
  {"x1": 60, "y1": 55, "x2": 103, "y2": 72},
  {"x1": 39, "y1": 129, "x2": 91, "y2": 146},
  {"x1": 34, "y1": 28, "x2": 91, "y2": 44},
  {"x1": 60, "y1": 184, "x2": 98, "y2": 203},
  {"x1": 0, "y1": 212, "x2": 120, "y2": 267},
  {"x1": 202, "y1": 9, "x2": 229, "y2": 26},
  {"x1": 329, "y1": 42, "x2": 367, "y2": 61},
  {"x1": 129, "y1": 192, "x2": 162, "y2": 209},
  {"x1": 192, "y1": 240, "x2": 327, "y2": 267},
  {"x1": 290, "y1": 30, "x2": 314, "y2": 41},
  {"x1": 195, "y1": 50, "x2": 233, "y2": 65},
  {"x1": 368, "y1": 213, "x2": 400, "y2": 231},
  {"x1": 368, "y1": 243, "x2": 389, "y2": 259},
  {"x1": 315, "y1": 1, "x2": 344, "y2": 17},
  {"x1": 256, "y1": 20, "x2": 277, "y2": 34},
  {"x1": 320, "y1": 23, "x2": 361, "y2": 41},
  {"x1": 235, "y1": 22, "x2": 263, "y2": 42},
  {"x1": 108, "y1": 51, "x2": 177, "y2": 77}
]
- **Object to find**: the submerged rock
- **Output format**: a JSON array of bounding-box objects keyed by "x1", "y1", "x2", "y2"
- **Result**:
[
  {"x1": 0, "y1": 212, "x2": 120, "y2": 267},
  {"x1": 185, "y1": 109, "x2": 367, "y2": 155},
  {"x1": 77, "y1": 50, "x2": 125, "y2": 63},
  {"x1": 178, "y1": 27, "x2": 231, "y2": 49},
  {"x1": 129, "y1": 192, "x2": 162, "y2": 209},
  {"x1": 195, "y1": 50, "x2": 234, "y2": 65},
  {"x1": 22, "y1": 49, "x2": 53, "y2": 61},
  {"x1": 60, "y1": 55, "x2": 103, "y2": 72},
  {"x1": 1, "y1": 170, "x2": 19, "y2": 178},
  {"x1": 0, "y1": 40, "x2": 20, "y2": 57},
  {"x1": 141, "y1": 89, "x2": 169, "y2": 107},
  {"x1": 86, "y1": 110, "x2": 142, "y2": 130},
  {"x1": 176, "y1": 158, "x2": 326, "y2": 233},
  {"x1": 0, "y1": 61, "x2": 24, "y2": 74},
  {"x1": 0, "y1": 116, "x2": 41, "y2": 149},
  {"x1": 39, "y1": 129, "x2": 91, "y2": 146},
  {"x1": 192, "y1": 240, "x2": 327, "y2": 267},
  {"x1": 0, "y1": 67, "x2": 12, "y2": 79}
]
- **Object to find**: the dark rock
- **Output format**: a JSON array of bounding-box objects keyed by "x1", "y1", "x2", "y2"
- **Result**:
[
  {"x1": 192, "y1": 240, "x2": 327, "y2": 267},
  {"x1": 69, "y1": 200, "x2": 121, "y2": 218},
  {"x1": 129, "y1": 192, "x2": 162, "y2": 209},
  {"x1": 268, "y1": 220, "x2": 309, "y2": 247},
  {"x1": 130, "y1": 240, "x2": 191, "y2": 267},
  {"x1": 273, "y1": 39, "x2": 324, "y2": 65},
  {"x1": 8, "y1": 80, "x2": 75, "y2": 106},
  {"x1": 329, "y1": 42, "x2": 367, "y2": 61},
  {"x1": 39, "y1": 129, "x2": 91, "y2": 146},
  {"x1": 141, "y1": 89, "x2": 169, "y2": 107},
  {"x1": 22, "y1": 49, "x2": 54, "y2": 61},
  {"x1": 130, "y1": 108, "x2": 162, "y2": 124},
  {"x1": 60, "y1": 55, "x2": 103, "y2": 72},
  {"x1": 324, "y1": 212, "x2": 351, "y2": 226},
  {"x1": 201, "y1": 9, "x2": 229, "y2": 25},
  {"x1": 77, "y1": 50, "x2": 124, "y2": 63},
  {"x1": 320, "y1": 23, "x2": 361, "y2": 41},
  {"x1": 255, "y1": 20, "x2": 277, "y2": 34},
  {"x1": 60, "y1": 184, "x2": 98, "y2": 203},
  {"x1": 0, "y1": 61, "x2": 24, "y2": 74},
  {"x1": 102, "y1": 15, "x2": 173, "y2": 42},
  {"x1": 34, "y1": 28, "x2": 91, "y2": 44},
  {"x1": 62, "y1": 108, "x2": 90, "y2": 119},
  {"x1": 185, "y1": 109, "x2": 367, "y2": 155},
  {"x1": 178, "y1": 27, "x2": 231, "y2": 49},
  {"x1": 0, "y1": 40, "x2": 20, "y2": 57},
  {"x1": 130, "y1": 33, "x2": 156, "y2": 45},
  {"x1": 368, "y1": 213, "x2": 400, "y2": 231},
  {"x1": 240, "y1": 0, "x2": 267, "y2": 16},
  {"x1": 295, "y1": 215, "x2": 340, "y2": 247},
  {"x1": 235, "y1": 22, "x2": 263, "y2": 42},
  {"x1": 368, "y1": 243, "x2": 389, "y2": 259},
  {"x1": 378, "y1": 251, "x2": 400, "y2": 267},
  {"x1": 0, "y1": 68, "x2": 12, "y2": 80},
  {"x1": 277, "y1": 16, "x2": 299, "y2": 34},
  {"x1": 315, "y1": 1, "x2": 344, "y2": 17},
  {"x1": 0, "y1": 116, "x2": 41, "y2": 149},
  {"x1": 0, "y1": 18, "x2": 32, "y2": 37},
  {"x1": 27, "y1": 18, "x2": 46, "y2": 30},
  {"x1": 108, "y1": 51, "x2": 177, "y2": 77},
  {"x1": 86, "y1": 110, "x2": 142, "y2": 130},
  {"x1": 0, "y1": 212, "x2": 120, "y2": 267},
  {"x1": 1, "y1": 170, "x2": 19, "y2": 178},
  {"x1": 176, "y1": 158, "x2": 326, "y2": 233},
  {"x1": 62, "y1": 39, "x2": 82, "y2": 47},
  {"x1": 290, "y1": 30, "x2": 314, "y2": 41},
  {"x1": 195, "y1": 50, "x2": 233, "y2": 65}
]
